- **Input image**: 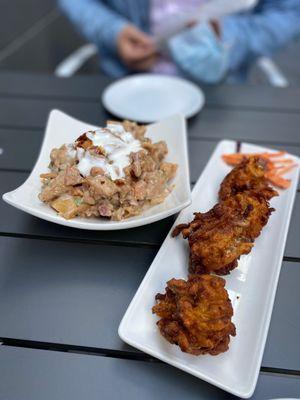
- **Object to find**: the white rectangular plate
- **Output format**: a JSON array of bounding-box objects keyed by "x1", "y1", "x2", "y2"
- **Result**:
[
  {"x1": 2, "y1": 110, "x2": 191, "y2": 230},
  {"x1": 119, "y1": 140, "x2": 299, "y2": 398}
]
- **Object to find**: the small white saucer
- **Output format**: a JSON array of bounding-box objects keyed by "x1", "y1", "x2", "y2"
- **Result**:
[{"x1": 102, "y1": 74, "x2": 205, "y2": 123}]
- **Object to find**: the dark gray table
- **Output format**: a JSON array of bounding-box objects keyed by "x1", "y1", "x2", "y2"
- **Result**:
[{"x1": 0, "y1": 72, "x2": 299, "y2": 399}]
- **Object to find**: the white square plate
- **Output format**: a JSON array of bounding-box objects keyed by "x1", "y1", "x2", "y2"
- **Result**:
[
  {"x1": 2, "y1": 110, "x2": 191, "y2": 230},
  {"x1": 119, "y1": 140, "x2": 299, "y2": 398}
]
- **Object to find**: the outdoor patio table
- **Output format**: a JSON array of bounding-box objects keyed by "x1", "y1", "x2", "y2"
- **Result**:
[{"x1": 0, "y1": 72, "x2": 299, "y2": 399}]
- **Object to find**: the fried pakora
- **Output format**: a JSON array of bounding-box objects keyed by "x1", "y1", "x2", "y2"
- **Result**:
[
  {"x1": 173, "y1": 191, "x2": 275, "y2": 274},
  {"x1": 222, "y1": 151, "x2": 297, "y2": 189},
  {"x1": 219, "y1": 156, "x2": 278, "y2": 201},
  {"x1": 152, "y1": 275, "x2": 236, "y2": 355},
  {"x1": 172, "y1": 158, "x2": 278, "y2": 275}
]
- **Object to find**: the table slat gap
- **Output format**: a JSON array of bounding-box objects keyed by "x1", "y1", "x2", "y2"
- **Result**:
[{"x1": 1, "y1": 338, "x2": 300, "y2": 376}]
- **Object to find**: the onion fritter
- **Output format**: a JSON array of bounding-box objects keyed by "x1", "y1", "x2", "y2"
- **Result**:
[
  {"x1": 152, "y1": 275, "x2": 236, "y2": 355},
  {"x1": 172, "y1": 158, "x2": 278, "y2": 275},
  {"x1": 219, "y1": 156, "x2": 277, "y2": 201},
  {"x1": 173, "y1": 191, "x2": 275, "y2": 275}
]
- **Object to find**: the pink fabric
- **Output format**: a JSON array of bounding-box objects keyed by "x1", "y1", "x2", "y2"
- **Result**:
[{"x1": 150, "y1": 0, "x2": 204, "y2": 74}]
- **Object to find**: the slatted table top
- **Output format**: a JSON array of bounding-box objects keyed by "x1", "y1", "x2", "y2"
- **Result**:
[{"x1": 0, "y1": 72, "x2": 299, "y2": 400}]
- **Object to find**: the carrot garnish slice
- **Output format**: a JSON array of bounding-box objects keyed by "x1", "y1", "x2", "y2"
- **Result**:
[
  {"x1": 221, "y1": 154, "x2": 246, "y2": 165},
  {"x1": 272, "y1": 158, "x2": 294, "y2": 164},
  {"x1": 265, "y1": 172, "x2": 291, "y2": 189},
  {"x1": 260, "y1": 151, "x2": 286, "y2": 158},
  {"x1": 274, "y1": 164, "x2": 298, "y2": 175}
]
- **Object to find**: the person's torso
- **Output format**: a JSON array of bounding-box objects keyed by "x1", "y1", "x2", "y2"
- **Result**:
[{"x1": 99, "y1": 0, "x2": 268, "y2": 78}]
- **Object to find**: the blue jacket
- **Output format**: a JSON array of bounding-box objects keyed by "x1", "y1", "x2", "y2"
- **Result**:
[{"x1": 58, "y1": 0, "x2": 300, "y2": 82}]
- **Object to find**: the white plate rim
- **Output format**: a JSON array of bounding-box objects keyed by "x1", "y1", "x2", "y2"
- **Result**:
[{"x1": 102, "y1": 73, "x2": 205, "y2": 123}]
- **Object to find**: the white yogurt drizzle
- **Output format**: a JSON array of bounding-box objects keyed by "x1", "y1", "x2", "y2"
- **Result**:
[
  {"x1": 66, "y1": 143, "x2": 76, "y2": 158},
  {"x1": 76, "y1": 123, "x2": 142, "y2": 180}
]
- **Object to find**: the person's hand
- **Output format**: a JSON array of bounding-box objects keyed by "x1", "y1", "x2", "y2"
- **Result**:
[{"x1": 117, "y1": 25, "x2": 157, "y2": 71}]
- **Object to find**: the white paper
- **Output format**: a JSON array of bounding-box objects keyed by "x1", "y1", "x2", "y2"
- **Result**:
[{"x1": 155, "y1": 0, "x2": 258, "y2": 48}]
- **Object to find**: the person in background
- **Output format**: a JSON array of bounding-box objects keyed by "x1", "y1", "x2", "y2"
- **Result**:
[{"x1": 58, "y1": 0, "x2": 300, "y2": 83}]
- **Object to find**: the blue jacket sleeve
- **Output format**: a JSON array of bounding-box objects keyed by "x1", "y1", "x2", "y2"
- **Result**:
[
  {"x1": 58, "y1": 0, "x2": 128, "y2": 54},
  {"x1": 222, "y1": 0, "x2": 300, "y2": 71}
]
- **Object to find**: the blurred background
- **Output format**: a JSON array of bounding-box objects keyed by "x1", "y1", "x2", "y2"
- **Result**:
[{"x1": 0, "y1": 0, "x2": 300, "y2": 85}]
